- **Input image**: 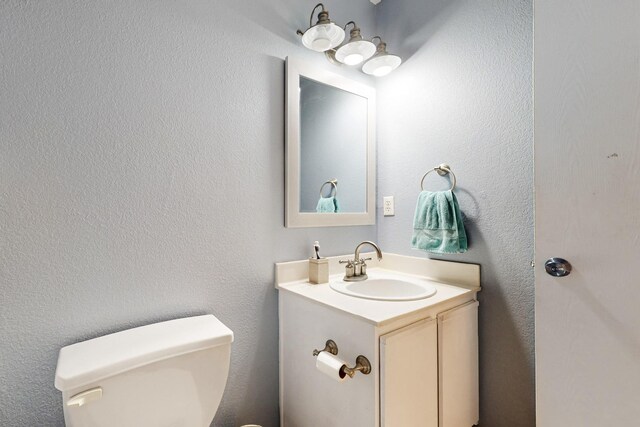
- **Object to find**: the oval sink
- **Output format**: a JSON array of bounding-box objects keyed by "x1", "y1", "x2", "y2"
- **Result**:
[{"x1": 330, "y1": 277, "x2": 437, "y2": 301}]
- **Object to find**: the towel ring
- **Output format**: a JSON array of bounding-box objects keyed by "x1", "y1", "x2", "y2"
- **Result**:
[
  {"x1": 420, "y1": 164, "x2": 456, "y2": 191},
  {"x1": 319, "y1": 179, "x2": 338, "y2": 197}
]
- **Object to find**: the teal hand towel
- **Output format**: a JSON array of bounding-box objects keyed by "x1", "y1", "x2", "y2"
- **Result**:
[
  {"x1": 412, "y1": 190, "x2": 467, "y2": 254},
  {"x1": 316, "y1": 196, "x2": 340, "y2": 213}
]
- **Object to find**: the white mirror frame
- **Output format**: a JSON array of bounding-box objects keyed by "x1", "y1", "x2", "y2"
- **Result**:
[{"x1": 285, "y1": 57, "x2": 376, "y2": 228}]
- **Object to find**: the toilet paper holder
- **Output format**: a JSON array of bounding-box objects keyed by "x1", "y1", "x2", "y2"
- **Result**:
[
  {"x1": 312, "y1": 339, "x2": 371, "y2": 378},
  {"x1": 312, "y1": 339, "x2": 339, "y2": 356},
  {"x1": 341, "y1": 355, "x2": 371, "y2": 378}
]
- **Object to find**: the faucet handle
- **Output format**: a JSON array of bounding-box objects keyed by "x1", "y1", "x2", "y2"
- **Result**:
[
  {"x1": 360, "y1": 257, "x2": 372, "y2": 267},
  {"x1": 340, "y1": 259, "x2": 356, "y2": 278}
]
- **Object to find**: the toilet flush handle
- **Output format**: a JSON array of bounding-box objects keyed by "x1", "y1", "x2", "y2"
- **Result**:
[{"x1": 67, "y1": 387, "x2": 103, "y2": 407}]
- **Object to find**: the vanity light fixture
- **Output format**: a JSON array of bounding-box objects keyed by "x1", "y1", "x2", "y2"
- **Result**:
[
  {"x1": 333, "y1": 22, "x2": 376, "y2": 66},
  {"x1": 296, "y1": 3, "x2": 345, "y2": 52},
  {"x1": 362, "y1": 36, "x2": 402, "y2": 77},
  {"x1": 296, "y1": 4, "x2": 402, "y2": 76}
]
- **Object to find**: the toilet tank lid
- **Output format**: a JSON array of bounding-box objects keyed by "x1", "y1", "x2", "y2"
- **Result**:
[{"x1": 54, "y1": 314, "x2": 233, "y2": 392}]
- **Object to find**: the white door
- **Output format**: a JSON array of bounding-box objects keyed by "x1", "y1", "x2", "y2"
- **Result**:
[{"x1": 535, "y1": 1, "x2": 640, "y2": 425}]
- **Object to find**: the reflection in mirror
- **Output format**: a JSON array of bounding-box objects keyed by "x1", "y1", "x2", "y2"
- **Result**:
[
  {"x1": 299, "y1": 76, "x2": 367, "y2": 213},
  {"x1": 285, "y1": 57, "x2": 375, "y2": 228}
]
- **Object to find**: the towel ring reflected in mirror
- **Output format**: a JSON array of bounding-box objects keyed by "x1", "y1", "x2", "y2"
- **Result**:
[
  {"x1": 420, "y1": 164, "x2": 457, "y2": 191},
  {"x1": 319, "y1": 179, "x2": 338, "y2": 197}
]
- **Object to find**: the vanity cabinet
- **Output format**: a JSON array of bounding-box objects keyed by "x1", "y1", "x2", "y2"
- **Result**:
[{"x1": 278, "y1": 284, "x2": 479, "y2": 427}]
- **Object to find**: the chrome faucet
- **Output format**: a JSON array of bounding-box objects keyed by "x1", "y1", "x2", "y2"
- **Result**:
[{"x1": 340, "y1": 241, "x2": 383, "y2": 281}]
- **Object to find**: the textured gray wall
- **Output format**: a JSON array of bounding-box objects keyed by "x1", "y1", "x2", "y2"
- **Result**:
[
  {"x1": 375, "y1": 1, "x2": 534, "y2": 426},
  {"x1": 0, "y1": 1, "x2": 376, "y2": 426}
]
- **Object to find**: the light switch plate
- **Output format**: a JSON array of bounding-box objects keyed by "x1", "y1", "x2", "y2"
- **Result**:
[{"x1": 383, "y1": 196, "x2": 395, "y2": 216}]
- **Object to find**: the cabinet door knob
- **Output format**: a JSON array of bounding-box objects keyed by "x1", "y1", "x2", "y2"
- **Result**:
[{"x1": 544, "y1": 258, "x2": 572, "y2": 277}]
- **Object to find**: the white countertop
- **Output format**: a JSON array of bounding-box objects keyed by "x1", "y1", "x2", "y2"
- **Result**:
[{"x1": 276, "y1": 267, "x2": 479, "y2": 326}]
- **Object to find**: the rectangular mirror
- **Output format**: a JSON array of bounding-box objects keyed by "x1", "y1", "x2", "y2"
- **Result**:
[{"x1": 285, "y1": 57, "x2": 376, "y2": 228}]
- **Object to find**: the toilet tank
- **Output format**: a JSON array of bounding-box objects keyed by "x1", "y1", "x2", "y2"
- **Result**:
[{"x1": 55, "y1": 315, "x2": 233, "y2": 427}]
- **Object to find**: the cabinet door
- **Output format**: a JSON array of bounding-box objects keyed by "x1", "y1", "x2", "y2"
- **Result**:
[
  {"x1": 438, "y1": 300, "x2": 479, "y2": 427},
  {"x1": 380, "y1": 318, "x2": 438, "y2": 427}
]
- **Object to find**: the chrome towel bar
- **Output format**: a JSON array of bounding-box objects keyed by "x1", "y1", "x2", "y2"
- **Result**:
[
  {"x1": 319, "y1": 179, "x2": 338, "y2": 197},
  {"x1": 420, "y1": 164, "x2": 456, "y2": 191}
]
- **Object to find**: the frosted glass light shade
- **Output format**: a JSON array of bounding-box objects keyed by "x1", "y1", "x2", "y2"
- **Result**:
[
  {"x1": 362, "y1": 53, "x2": 402, "y2": 77},
  {"x1": 302, "y1": 23, "x2": 345, "y2": 52},
  {"x1": 335, "y1": 40, "x2": 376, "y2": 66}
]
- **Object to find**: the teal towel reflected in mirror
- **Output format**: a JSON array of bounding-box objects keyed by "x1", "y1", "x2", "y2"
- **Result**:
[
  {"x1": 316, "y1": 196, "x2": 340, "y2": 213},
  {"x1": 412, "y1": 190, "x2": 467, "y2": 254}
]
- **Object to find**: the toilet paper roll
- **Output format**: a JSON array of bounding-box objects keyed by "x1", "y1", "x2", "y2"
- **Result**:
[{"x1": 316, "y1": 351, "x2": 348, "y2": 382}]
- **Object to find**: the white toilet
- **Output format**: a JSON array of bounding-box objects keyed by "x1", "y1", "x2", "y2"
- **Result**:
[{"x1": 54, "y1": 314, "x2": 233, "y2": 427}]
